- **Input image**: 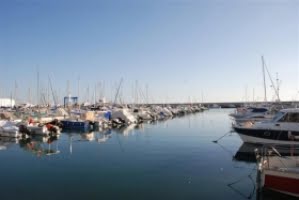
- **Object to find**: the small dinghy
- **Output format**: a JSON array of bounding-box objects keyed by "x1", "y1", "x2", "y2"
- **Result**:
[{"x1": 19, "y1": 118, "x2": 61, "y2": 137}]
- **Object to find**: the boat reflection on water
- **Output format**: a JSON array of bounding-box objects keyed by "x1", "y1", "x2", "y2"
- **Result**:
[
  {"x1": 114, "y1": 124, "x2": 137, "y2": 136},
  {"x1": 64, "y1": 129, "x2": 113, "y2": 154},
  {"x1": 0, "y1": 137, "x2": 18, "y2": 151},
  {"x1": 234, "y1": 143, "x2": 299, "y2": 164},
  {"x1": 19, "y1": 135, "x2": 60, "y2": 157},
  {"x1": 232, "y1": 142, "x2": 299, "y2": 200},
  {"x1": 258, "y1": 189, "x2": 298, "y2": 200},
  {"x1": 80, "y1": 130, "x2": 112, "y2": 143},
  {"x1": 80, "y1": 131, "x2": 95, "y2": 141}
]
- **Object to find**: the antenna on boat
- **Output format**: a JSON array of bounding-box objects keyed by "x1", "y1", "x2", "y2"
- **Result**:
[
  {"x1": 263, "y1": 58, "x2": 281, "y2": 102},
  {"x1": 261, "y1": 56, "x2": 267, "y2": 103},
  {"x1": 275, "y1": 72, "x2": 281, "y2": 102}
]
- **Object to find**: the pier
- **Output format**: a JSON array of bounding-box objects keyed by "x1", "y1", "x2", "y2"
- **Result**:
[{"x1": 137, "y1": 101, "x2": 299, "y2": 108}]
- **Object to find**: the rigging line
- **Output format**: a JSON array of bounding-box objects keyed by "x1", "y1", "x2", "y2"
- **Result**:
[
  {"x1": 215, "y1": 141, "x2": 235, "y2": 157},
  {"x1": 228, "y1": 166, "x2": 257, "y2": 186},
  {"x1": 227, "y1": 166, "x2": 257, "y2": 200},
  {"x1": 264, "y1": 61, "x2": 280, "y2": 101},
  {"x1": 212, "y1": 130, "x2": 234, "y2": 143}
]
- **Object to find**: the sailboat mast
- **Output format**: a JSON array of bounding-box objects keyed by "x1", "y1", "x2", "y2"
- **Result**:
[
  {"x1": 48, "y1": 75, "x2": 57, "y2": 106},
  {"x1": 14, "y1": 80, "x2": 17, "y2": 105},
  {"x1": 264, "y1": 58, "x2": 280, "y2": 102},
  {"x1": 261, "y1": 56, "x2": 267, "y2": 102},
  {"x1": 28, "y1": 87, "x2": 31, "y2": 104},
  {"x1": 47, "y1": 78, "x2": 50, "y2": 106},
  {"x1": 146, "y1": 84, "x2": 149, "y2": 105},
  {"x1": 67, "y1": 80, "x2": 70, "y2": 96},
  {"x1": 37, "y1": 66, "x2": 40, "y2": 105},
  {"x1": 276, "y1": 73, "x2": 280, "y2": 102},
  {"x1": 77, "y1": 76, "x2": 80, "y2": 102},
  {"x1": 94, "y1": 84, "x2": 96, "y2": 105},
  {"x1": 114, "y1": 78, "x2": 123, "y2": 105}
]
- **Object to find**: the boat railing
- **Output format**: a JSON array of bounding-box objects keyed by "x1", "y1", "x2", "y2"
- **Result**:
[{"x1": 256, "y1": 146, "x2": 299, "y2": 173}]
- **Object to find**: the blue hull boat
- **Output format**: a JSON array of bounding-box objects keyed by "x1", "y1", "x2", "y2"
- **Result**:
[{"x1": 61, "y1": 120, "x2": 90, "y2": 131}]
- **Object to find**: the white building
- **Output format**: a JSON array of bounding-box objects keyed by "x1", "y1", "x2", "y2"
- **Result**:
[{"x1": 0, "y1": 98, "x2": 15, "y2": 107}]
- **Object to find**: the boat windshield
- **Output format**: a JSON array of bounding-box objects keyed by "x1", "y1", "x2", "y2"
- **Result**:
[
  {"x1": 271, "y1": 112, "x2": 285, "y2": 122},
  {"x1": 251, "y1": 108, "x2": 268, "y2": 113}
]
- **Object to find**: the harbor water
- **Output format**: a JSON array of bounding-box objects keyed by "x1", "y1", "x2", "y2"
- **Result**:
[{"x1": 0, "y1": 109, "x2": 296, "y2": 200}]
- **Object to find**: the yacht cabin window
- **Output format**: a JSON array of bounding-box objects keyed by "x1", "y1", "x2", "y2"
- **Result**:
[
  {"x1": 278, "y1": 113, "x2": 299, "y2": 123},
  {"x1": 272, "y1": 112, "x2": 285, "y2": 122}
]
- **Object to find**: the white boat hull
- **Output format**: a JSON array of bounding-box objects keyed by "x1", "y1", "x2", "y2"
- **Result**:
[
  {"x1": 260, "y1": 156, "x2": 299, "y2": 198},
  {"x1": 27, "y1": 126, "x2": 49, "y2": 136},
  {"x1": 238, "y1": 133, "x2": 299, "y2": 145},
  {"x1": 0, "y1": 120, "x2": 21, "y2": 138},
  {"x1": 0, "y1": 130, "x2": 21, "y2": 138}
]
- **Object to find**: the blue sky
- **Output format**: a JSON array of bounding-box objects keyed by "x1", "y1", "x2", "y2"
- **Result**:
[{"x1": 0, "y1": 0, "x2": 298, "y2": 104}]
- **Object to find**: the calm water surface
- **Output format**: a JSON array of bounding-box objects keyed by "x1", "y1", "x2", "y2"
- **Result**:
[{"x1": 0, "y1": 109, "x2": 296, "y2": 200}]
